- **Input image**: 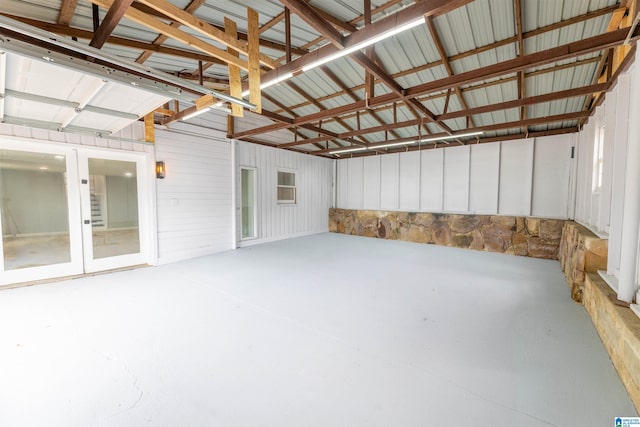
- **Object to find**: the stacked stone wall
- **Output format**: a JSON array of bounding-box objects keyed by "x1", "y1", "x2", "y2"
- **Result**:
[
  {"x1": 329, "y1": 208, "x2": 564, "y2": 260},
  {"x1": 559, "y1": 222, "x2": 608, "y2": 303}
]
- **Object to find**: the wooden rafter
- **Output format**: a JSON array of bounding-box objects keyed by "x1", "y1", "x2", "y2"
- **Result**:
[
  {"x1": 136, "y1": 0, "x2": 279, "y2": 69},
  {"x1": 135, "y1": 0, "x2": 206, "y2": 64},
  {"x1": 425, "y1": 16, "x2": 475, "y2": 127},
  {"x1": 57, "y1": 0, "x2": 79, "y2": 25},
  {"x1": 276, "y1": 83, "x2": 609, "y2": 148},
  {"x1": 91, "y1": 0, "x2": 250, "y2": 70},
  {"x1": 514, "y1": 0, "x2": 526, "y2": 128},
  {"x1": 89, "y1": 0, "x2": 134, "y2": 49},
  {"x1": 233, "y1": 27, "x2": 631, "y2": 139}
]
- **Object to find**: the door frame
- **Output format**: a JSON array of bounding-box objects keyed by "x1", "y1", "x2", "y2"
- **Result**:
[
  {"x1": 0, "y1": 135, "x2": 157, "y2": 286},
  {"x1": 77, "y1": 148, "x2": 156, "y2": 273},
  {"x1": 239, "y1": 166, "x2": 258, "y2": 241}
]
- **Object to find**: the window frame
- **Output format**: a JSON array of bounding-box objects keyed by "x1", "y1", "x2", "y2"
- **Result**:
[{"x1": 276, "y1": 169, "x2": 297, "y2": 205}]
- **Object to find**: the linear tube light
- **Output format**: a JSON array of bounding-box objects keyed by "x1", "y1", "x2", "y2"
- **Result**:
[
  {"x1": 302, "y1": 17, "x2": 424, "y2": 72},
  {"x1": 329, "y1": 146, "x2": 367, "y2": 154},
  {"x1": 374, "y1": 141, "x2": 416, "y2": 149},
  {"x1": 419, "y1": 131, "x2": 484, "y2": 143},
  {"x1": 242, "y1": 72, "x2": 294, "y2": 97}
]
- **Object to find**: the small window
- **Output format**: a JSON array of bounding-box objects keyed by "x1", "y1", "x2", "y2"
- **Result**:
[{"x1": 277, "y1": 171, "x2": 296, "y2": 204}]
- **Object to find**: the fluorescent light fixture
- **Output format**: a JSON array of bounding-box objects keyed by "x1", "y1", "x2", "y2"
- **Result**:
[
  {"x1": 374, "y1": 141, "x2": 416, "y2": 149},
  {"x1": 329, "y1": 146, "x2": 367, "y2": 154},
  {"x1": 419, "y1": 131, "x2": 484, "y2": 143},
  {"x1": 182, "y1": 108, "x2": 209, "y2": 121},
  {"x1": 242, "y1": 72, "x2": 294, "y2": 97},
  {"x1": 302, "y1": 17, "x2": 424, "y2": 72}
]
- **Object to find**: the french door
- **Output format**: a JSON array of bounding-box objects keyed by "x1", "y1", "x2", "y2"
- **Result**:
[{"x1": 0, "y1": 139, "x2": 153, "y2": 286}]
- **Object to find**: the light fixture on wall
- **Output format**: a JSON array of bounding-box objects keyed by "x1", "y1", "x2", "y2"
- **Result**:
[{"x1": 156, "y1": 161, "x2": 166, "y2": 179}]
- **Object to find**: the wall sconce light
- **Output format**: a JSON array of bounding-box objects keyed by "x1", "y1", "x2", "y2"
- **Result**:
[{"x1": 155, "y1": 161, "x2": 166, "y2": 179}]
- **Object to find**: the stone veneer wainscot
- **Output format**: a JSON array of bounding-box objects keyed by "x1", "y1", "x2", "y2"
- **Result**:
[{"x1": 329, "y1": 208, "x2": 565, "y2": 260}]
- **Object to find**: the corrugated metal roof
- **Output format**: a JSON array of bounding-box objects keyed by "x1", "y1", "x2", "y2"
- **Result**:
[{"x1": 0, "y1": 0, "x2": 630, "y2": 153}]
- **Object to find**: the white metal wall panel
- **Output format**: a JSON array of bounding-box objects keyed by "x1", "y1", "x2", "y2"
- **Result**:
[
  {"x1": 236, "y1": 141, "x2": 333, "y2": 247},
  {"x1": 443, "y1": 145, "x2": 470, "y2": 212},
  {"x1": 469, "y1": 143, "x2": 500, "y2": 214},
  {"x1": 420, "y1": 149, "x2": 444, "y2": 211},
  {"x1": 363, "y1": 156, "x2": 381, "y2": 209},
  {"x1": 532, "y1": 135, "x2": 572, "y2": 218},
  {"x1": 499, "y1": 139, "x2": 534, "y2": 216},
  {"x1": 380, "y1": 153, "x2": 400, "y2": 210},
  {"x1": 154, "y1": 125, "x2": 232, "y2": 264},
  {"x1": 337, "y1": 158, "x2": 349, "y2": 209},
  {"x1": 346, "y1": 157, "x2": 364, "y2": 209},
  {"x1": 399, "y1": 151, "x2": 421, "y2": 210}
]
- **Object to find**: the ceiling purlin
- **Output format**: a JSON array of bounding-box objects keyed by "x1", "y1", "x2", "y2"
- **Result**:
[
  {"x1": 136, "y1": 0, "x2": 279, "y2": 69},
  {"x1": 284, "y1": 80, "x2": 366, "y2": 146},
  {"x1": 277, "y1": 83, "x2": 609, "y2": 148},
  {"x1": 135, "y1": 0, "x2": 207, "y2": 64},
  {"x1": 297, "y1": 0, "x2": 407, "y2": 52},
  {"x1": 233, "y1": 27, "x2": 632, "y2": 140},
  {"x1": 91, "y1": 0, "x2": 250, "y2": 71},
  {"x1": 0, "y1": 14, "x2": 227, "y2": 65},
  {"x1": 261, "y1": 92, "x2": 328, "y2": 151},
  {"x1": 279, "y1": 0, "x2": 467, "y2": 143},
  {"x1": 425, "y1": 16, "x2": 475, "y2": 128},
  {"x1": 319, "y1": 65, "x2": 403, "y2": 141},
  {"x1": 271, "y1": 3, "x2": 618, "y2": 118},
  {"x1": 89, "y1": 0, "x2": 134, "y2": 49},
  {"x1": 311, "y1": 111, "x2": 590, "y2": 155}
]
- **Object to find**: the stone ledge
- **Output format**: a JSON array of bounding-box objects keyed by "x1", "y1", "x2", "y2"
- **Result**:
[
  {"x1": 559, "y1": 222, "x2": 608, "y2": 304},
  {"x1": 329, "y1": 208, "x2": 564, "y2": 260},
  {"x1": 584, "y1": 273, "x2": 640, "y2": 412}
]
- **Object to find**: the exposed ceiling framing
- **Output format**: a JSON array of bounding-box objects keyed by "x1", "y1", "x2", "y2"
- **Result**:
[{"x1": 0, "y1": 0, "x2": 639, "y2": 157}]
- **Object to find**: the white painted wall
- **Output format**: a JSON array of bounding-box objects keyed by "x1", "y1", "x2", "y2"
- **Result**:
[
  {"x1": 572, "y1": 59, "x2": 640, "y2": 307},
  {"x1": 154, "y1": 123, "x2": 233, "y2": 264},
  {"x1": 235, "y1": 141, "x2": 333, "y2": 247},
  {"x1": 336, "y1": 135, "x2": 572, "y2": 218}
]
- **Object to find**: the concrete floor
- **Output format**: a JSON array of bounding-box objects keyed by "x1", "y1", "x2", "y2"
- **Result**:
[{"x1": 0, "y1": 233, "x2": 636, "y2": 426}]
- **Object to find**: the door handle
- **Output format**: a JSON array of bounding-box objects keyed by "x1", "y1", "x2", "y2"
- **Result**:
[{"x1": 84, "y1": 220, "x2": 91, "y2": 225}]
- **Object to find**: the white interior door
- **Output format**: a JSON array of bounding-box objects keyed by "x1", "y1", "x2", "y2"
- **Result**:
[
  {"x1": 77, "y1": 150, "x2": 151, "y2": 273},
  {"x1": 0, "y1": 141, "x2": 83, "y2": 285}
]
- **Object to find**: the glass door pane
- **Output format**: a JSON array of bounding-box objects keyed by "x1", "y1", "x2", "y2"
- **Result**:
[
  {"x1": 1, "y1": 149, "x2": 72, "y2": 270},
  {"x1": 241, "y1": 168, "x2": 255, "y2": 239},
  {"x1": 87, "y1": 158, "x2": 140, "y2": 259}
]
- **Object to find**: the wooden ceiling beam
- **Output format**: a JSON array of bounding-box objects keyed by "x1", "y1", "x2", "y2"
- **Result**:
[
  {"x1": 234, "y1": 28, "x2": 628, "y2": 138},
  {"x1": 137, "y1": 0, "x2": 279, "y2": 69},
  {"x1": 337, "y1": 127, "x2": 579, "y2": 158},
  {"x1": 514, "y1": 0, "x2": 527, "y2": 126},
  {"x1": 89, "y1": 0, "x2": 134, "y2": 49},
  {"x1": 57, "y1": 0, "x2": 79, "y2": 26},
  {"x1": 276, "y1": 83, "x2": 607, "y2": 148},
  {"x1": 91, "y1": 0, "x2": 250, "y2": 70},
  {"x1": 1, "y1": 14, "x2": 229, "y2": 65},
  {"x1": 279, "y1": 0, "x2": 345, "y2": 46},
  {"x1": 135, "y1": 0, "x2": 206, "y2": 64},
  {"x1": 263, "y1": 0, "x2": 471, "y2": 84},
  {"x1": 426, "y1": 16, "x2": 474, "y2": 127},
  {"x1": 310, "y1": 111, "x2": 588, "y2": 155}
]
